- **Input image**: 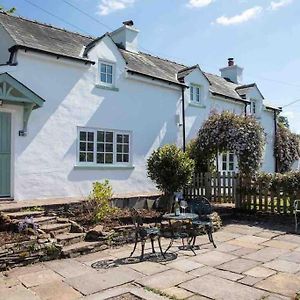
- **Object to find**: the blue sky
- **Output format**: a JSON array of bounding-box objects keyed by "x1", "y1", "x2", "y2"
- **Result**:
[{"x1": 2, "y1": 0, "x2": 300, "y2": 132}]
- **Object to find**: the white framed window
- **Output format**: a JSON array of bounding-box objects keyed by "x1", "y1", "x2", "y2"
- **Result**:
[
  {"x1": 98, "y1": 60, "x2": 114, "y2": 86},
  {"x1": 221, "y1": 152, "x2": 235, "y2": 172},
  {"x1": 190, "y1": 84, "x2": 201, "y2": 103},
  {"x1": 78, "y1": 127, "x2": 131, "y2": 166}
]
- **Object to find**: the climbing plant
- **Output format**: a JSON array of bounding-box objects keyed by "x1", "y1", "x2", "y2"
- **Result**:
[
  {"x1": 0, "y1": 6, "x2": 16, "y2": 14},
  {"x1": 190, "y1": 111, "x2": 265, "y2": 175},
  {"x1": 275, "y1": 123, "x2": 300, "y2": 173}
]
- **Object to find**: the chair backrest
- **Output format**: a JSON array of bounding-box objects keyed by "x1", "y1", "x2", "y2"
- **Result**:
[
  {"x1": 189, "y1": 196, "x2": 212, "y2": 216},
  {"x1": 130, "y1": 208, "x2": 143, "y2": 230}
]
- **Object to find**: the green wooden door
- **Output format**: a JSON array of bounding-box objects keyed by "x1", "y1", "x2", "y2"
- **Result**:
[{"x1": 0, "y1": 112, "x2": 11, "y2": 197}]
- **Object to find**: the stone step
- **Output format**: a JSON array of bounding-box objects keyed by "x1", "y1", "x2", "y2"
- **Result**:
[
  {"x1": 5, "y1": 210, "x2": 45, "y2": 220},
  {"x1": 33, "y1": 216, "x2": 57, "y2": 225},
  {"x1": 39, "y1": 223, "x2": 71, "y2": 235},
  {"x1": 56, "y1": 232, "x2": 85, "y2": 246},
  {"x1": 61, "y1": 241, "x2": 108, "y2": 258}
]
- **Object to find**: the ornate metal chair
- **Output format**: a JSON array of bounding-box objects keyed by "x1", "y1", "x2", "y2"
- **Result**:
[
  {"x1": 189, "y1": 196, "x2": 217, "y2": 248},
  {"x1": 129, "y1": 208, "x2": 165, "y2": 260},
  {"x1": 294, "y1": 200, "x2": 300, "y2": 233}
]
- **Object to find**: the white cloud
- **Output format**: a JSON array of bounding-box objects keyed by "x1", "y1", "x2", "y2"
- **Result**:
[
  {"x1": 215, "y1": 6, "x2": 263, "y2": 26},
  {"x1": 187, "y1": 0, "x2": 213, "y2": 8},
  {"x1": 269, "y1": 0, "x2": 293, "y2": 11},
  {"x1": 97, "y1": 0, "x2": 135, "y2": 16}
]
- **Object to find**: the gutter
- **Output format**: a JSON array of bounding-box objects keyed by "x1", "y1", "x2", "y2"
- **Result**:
[
  {"x1": 181, "y1": 86, "x2": 186, "y2": 152},
  {"x1": 9, "y1": 45, "x2": 95, "y2": 65},
  {"x1": 274, "y1": 110, "x2": 279, "y2": 173},
  {"x1": 210, "y1": 91, "x2": 250, "y2": 104}
]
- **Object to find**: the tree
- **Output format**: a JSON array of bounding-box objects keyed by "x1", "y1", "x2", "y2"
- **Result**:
[
  {"x1": 147, "y1": 144, "x2": 194, "y2": 211},
  {"x1": 0, "y1": 6, "x2": 16, "y2": 14},
  {"x1": 278, "y1": 115, "x2": 290, "y2": 129}
]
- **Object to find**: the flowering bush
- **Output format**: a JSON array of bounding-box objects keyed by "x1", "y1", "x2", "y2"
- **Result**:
[
  {"x1": 191, "y1": 111, "x2": 265, "y2": 175},
  {"x1": 275, "y1": 124, "x2": 300, "y2": 173}
]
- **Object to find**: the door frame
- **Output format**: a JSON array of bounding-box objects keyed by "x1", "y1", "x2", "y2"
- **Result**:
[{"x1": 0, "y1": 107, "x2": 15, "y2": 199}]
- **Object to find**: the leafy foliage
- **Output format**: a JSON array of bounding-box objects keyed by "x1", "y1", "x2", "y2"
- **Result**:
[
  {"x1": 191, "y1": 111, "x2": 265, "y2": 175},
  {"x1": 0, "y1": 6, "x2": 16, "y2": 14},
  {"x1": 278, "y1": 115, "x2": 289, "y2": 128},
  {"x1": 275, "y1": 124, "x2": 300, "y2": 173},
  {"x1": 147, "y1": 144, "x2": 194, "y2": 195},
  {"x1": 88, "y1": 180, "x2": 119, "y2": 222}
]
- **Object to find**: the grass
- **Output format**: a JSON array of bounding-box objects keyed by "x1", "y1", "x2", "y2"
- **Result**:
[{"x1": 144, "y1": 287, "x2": 181, "y2": 300}]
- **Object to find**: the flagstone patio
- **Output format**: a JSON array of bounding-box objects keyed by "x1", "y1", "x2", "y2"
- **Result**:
[{"x1": 1, "y1": 222, "x2": 300, "y2": 300}]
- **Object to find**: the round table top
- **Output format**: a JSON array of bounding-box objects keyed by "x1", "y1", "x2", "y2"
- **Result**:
[{"x1": 162, "y1": 213, "x2": 198, "y2": 221}]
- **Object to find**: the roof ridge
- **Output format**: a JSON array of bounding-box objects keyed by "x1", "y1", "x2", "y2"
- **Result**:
[{"x1": 0, "y1": 11, "x2": 94, "y2": 40}]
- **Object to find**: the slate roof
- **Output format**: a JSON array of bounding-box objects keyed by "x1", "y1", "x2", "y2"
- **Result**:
[
  {"x1": 0, "y1": 12, "x2": 94, "y2": 62},
  {"x1": 0, "y1": 12, "x2": 279, "y2": 109}
]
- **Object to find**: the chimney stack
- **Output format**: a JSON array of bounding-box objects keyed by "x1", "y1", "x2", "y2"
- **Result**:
[{"x1": 220, "y1": 58, "x2": 243, "y2": 84}]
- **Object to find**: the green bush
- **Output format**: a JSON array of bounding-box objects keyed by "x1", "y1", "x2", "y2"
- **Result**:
[
  {"x1": 147, "y1": 144, "x2": 194, "y2": 210},
  {"x1": 88, "y1": 180, "x2": 118, "y2": 222}
]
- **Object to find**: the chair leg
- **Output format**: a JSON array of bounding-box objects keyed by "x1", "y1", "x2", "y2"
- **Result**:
[
  {"x1": 130, "y1": 236, "x2": 138, "y2": 257},
  {"x1": 158, "y1": 237, "x2": 166, "y2": 259},
  {"x1": 151, "y1": 238, "x2": 156, "y2": 254},
  {"x1": 140, "y1": 240, "x2": 145, "y2": 261},
  {"x1": 164, "y1": 238, "x2": 174, "y2": 254},
  {"x1": 207, "y1": 226, "x2": 216, "y2": 248}
]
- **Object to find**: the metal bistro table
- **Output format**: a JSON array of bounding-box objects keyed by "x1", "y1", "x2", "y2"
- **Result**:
[{"x1": 162, "y1": 213, "x2": 199, "y2": 255}]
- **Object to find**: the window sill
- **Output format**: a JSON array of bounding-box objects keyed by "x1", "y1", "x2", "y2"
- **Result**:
[
  {"x1": 95, "y1": 84, "x2": 119, "y2": 92},
  {"x1": 188, "y1": 102, "x2": 206, "y2": 108},
  {"x1": 74, "y1": 164, "x2": 135, "y2": 170}
]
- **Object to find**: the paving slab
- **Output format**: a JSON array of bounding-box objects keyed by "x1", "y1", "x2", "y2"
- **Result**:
[
  {"x1": 243, "y1": 247, "x2": 290, "y2": 262},
  {"x1": 190, "y1": 250, "x2": 237, "y2": 267},
  {"x1": 167, "y1": 258, "x2": 203, "y2": 272},
  {"x1": 274, "y1": 234, "x2": 300, "y2": 244},
  {"x1": 0, "y1": 275, "x2": 20, "y2": 288},
  {"x1": 238, "y1": 275, "x2": 264, "y2": 286},
  {"x1": 254, "y1": 231, "x2": 283, "y2": 239},
  {"x1": 6, "y1": 264, "x2": 47, "y2": 277},
  {"x1": 17, "y1": 269, "x2": 63, "y2": 288},
  {"x1": 180, "y1": 274, "x2": 267, "y2": 300},
  {"x1": 210, "y1": 242, "x2": 241, "y2": 253},
  {"x1": 128, "y1": 261, "x2": 170, "y2": 275},
  {"x1": 264, "y1": 294, "x2": 291, "y2": 300},
  {"x1": 44, "y1": 258, "x2": 94, "y2": 278},
  {"x1": 211, "y1": 269, "x2": 244, "y2": 281},
  {"x1": 162, "y1": 287, "x2": 194, "y2": 299},
  {"x1": 227, "y1": 239, "x2": 265, "y2": 250},
  {"x1": 261, "y1": 240, "x2": 298, "y2": 250},
  {"x1": 188, "y1": 266, "x2": 216, "y2": 277},
  {"x1": 187, "y1": 295, "x2": 211, "y2": 300},
  {"x1": 211, "y1": 231, "x2": 242, "y2": 242},
  {"x1": 243, "y1": 266, "x2": 276, "y2": 278},
  {"x1": 263, "y1": 259, "x2": 300, "y2": 273},
  {"x1": 218, "y1": 258, "x2": 261, "y2": 274},
  {"x1": 279, "y1": 251, "x2": 300, "y2": 263},
  {"x1": 31, "y1": 280, "x2": 82, "y2": 300},
  {"x1": 65, "y1": 266, "x2": 142, "y2": 295},
  {"x1": 0, "y1": 285, "x2": 42, "y2": 300},
  {"x1": 255, "y1": 272, "x2": 300, "y2": 297},
  {"x1": 233, "y1": 235, "x2": 269, "y2": 245},
  {"x1": 136, "y1": 269, "x2": 194, "y2": 290},
  {"x1": 222, "y1": 225, "x2": 263, "y2": 236},
  {"x1": 231, "y1": 247, "x2": 258, "y2": 257}
]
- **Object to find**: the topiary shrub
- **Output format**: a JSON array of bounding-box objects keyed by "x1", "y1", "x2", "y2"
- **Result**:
[
  {"x1": 147, "y1": 144, "x2": 194, "y2": 211},
  {"x1": 192, "y1": 111, "x2": 265, "y2": 175}
]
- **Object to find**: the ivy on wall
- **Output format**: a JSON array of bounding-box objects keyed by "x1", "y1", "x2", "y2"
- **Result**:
[
  {"x1": 275, "y1": 124, "x2": 300, "y2": 173},
  {"x1": 188, "y1": 111, "x2": 265, "y2": 175}
]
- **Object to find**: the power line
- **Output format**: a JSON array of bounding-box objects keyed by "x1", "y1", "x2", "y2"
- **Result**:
[
  {"x1": 282, "y1": 99, "x2": 300, "y2": 108},
  {"x1": 23, "y1": 0, "x2": 90, "y2": 35},
  {"x1": 61, "y1": 0, "x2": 113, "y2": 31}
]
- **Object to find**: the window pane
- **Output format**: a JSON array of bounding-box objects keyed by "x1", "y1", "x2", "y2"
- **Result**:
[
  {"x1": 105, "y1": 153, "x2": 113, "y2": 164},
  {"x1": 97, "y1": 143, "x2": 104, "y2": 152},
  {"x1": 117, "y1": 154, "x2": 122, "y2": 162},
  {"x1": 100, "y1": 73, "x2": 106, "y2": 83},
  {"x1": 229, "y1": 153, "x2": 234, "y2": 162},
  {"x1": 88, "y1": 132, "x2": 94, "y2": 141},
  {"x1": 87, "y1": 153, "x2": 94, "y2": 162},
  {"x1": 229, "y1": 163, "x2": 234, "y2": 171},
  {"x1": 107, "y1": 74, "x2": 113, "y2": 84},
  {"x1": 105, "y1": 143, "x2": 113, "y2": 152},
  {"x1": 87, "y1": 143, "x2": 94, "y2": 151},
  {"x1": 97, "y1": 131, "x2": 104, "y2": 142},
  {"x1": 117, "y1": 144, "x2": 122, "y2": 153},
  {"x1": 117, "y1": 134, "x2": 123, "y2": 143},
  {"x1": 123, "y1": 144, "x2": 129, "y2": 153},
  {"x1": 222, "y1": 153, "x2": 227, "y2": 162},
  {"x1": 106, "y1": 132, "x2": 113, "y2": 142},
  {"x1": 222, "y1": 162, "x2": 227, "y2": 171},
  {"x1": 80, "y1": 142, "x2": 86, "y2": 151},
  {"x1": 107, "y1": 65, "x2": 113, "y2": 75},
  {"x1": 123, "y1": 154, "x2": 129, "y2": 162},
  {"x1": 100, "y1": 64, "x2": 106, "y2": 73},
  {"x1": 124, "y1": 135, "x2": 129, "y2": 143},
  {"x1": 79, "y1": 152, "x2": 86, "y2": 162},
  {"x1": 97, "y1": 153, "x2": 104, "y2": 164},
  {"x1": 80, "y1": 131, "x2": 86, "y2": 141},
  {"x1": 190, "y1": 86, "x2": 193, "y2": 100}
]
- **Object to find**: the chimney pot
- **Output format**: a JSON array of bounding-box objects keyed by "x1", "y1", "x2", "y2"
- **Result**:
[
  {"x1": 123, "y1": 20, "x2": 134, "y2": 26},
  {"x1": 228, "y1": 58, "x2": 234, "y2": 67}
]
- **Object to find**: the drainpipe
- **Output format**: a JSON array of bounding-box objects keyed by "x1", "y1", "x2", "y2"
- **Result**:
[
  {"x1": 181, "y1": 86, "x2": 186, "y2": 152},
  {"x1": 274, "y1": 110, "x2": 278, "y2": 173}
]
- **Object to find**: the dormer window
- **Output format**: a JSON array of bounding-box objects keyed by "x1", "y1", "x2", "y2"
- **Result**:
[
  {"x1": 100, "y1": 62, "x2": 113, "y2": 85},
  {"x1": 190, "y1": 84, "x2": 201, "y2": 103}
]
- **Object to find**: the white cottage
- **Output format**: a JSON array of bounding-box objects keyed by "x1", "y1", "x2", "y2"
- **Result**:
[{"x1": 0, "y1": 14, "x2": 280, "y2": 201}]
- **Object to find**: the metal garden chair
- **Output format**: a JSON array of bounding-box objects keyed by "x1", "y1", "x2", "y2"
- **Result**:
[
  {"x1": 189, "y1": 196, "x2": 217, "y2": 249},
  {"x1": 129, "y1": 208, "x2": 165, "y2": 260},
  {"x1": 294, "y1": 200, "x2": 300, "y2": 233}
]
